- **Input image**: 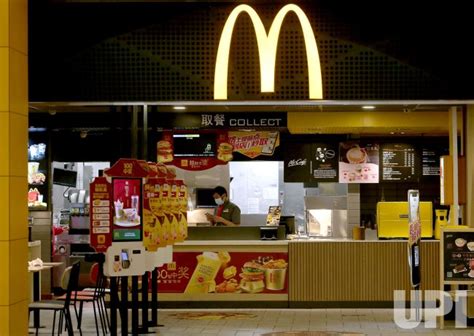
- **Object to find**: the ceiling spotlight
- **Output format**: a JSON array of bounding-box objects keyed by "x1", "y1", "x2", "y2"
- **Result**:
[
  {"x1": 390, "y1": 131, "x2": 395, "y2": 135},
  {"x1": 173, "y1": 106, "x2": 186, "y2": 110},
  {"x1": 362, "y1": 106, "x2": 375, "y2": 110}
]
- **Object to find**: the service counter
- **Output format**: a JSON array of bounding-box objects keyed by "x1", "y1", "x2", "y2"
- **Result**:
[{"x1": 158, "y1": 227, "x2": 440, "y2": 308}]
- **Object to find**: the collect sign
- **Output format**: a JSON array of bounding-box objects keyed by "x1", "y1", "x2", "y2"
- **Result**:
[
  {"x1": 443, "y1": 231, "x2": 474, "y2": 281},
  {"x1": 156, "y1": 112, "x2": 287, "y2": 130},
  {"x1": 90, "y1": 177, "x2": 113, "y2": 252},
  {"x1": 382, "y1": 143, "x2": 418, "y2": 182},
  {"x1": 157, "y1": 251, "x2": 288, "y2": 294}
]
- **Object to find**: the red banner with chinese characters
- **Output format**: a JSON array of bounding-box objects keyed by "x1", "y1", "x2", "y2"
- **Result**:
[
  {"x1": 157, "y1": 251, "x2": 288, "y2": 294},
  {"x1": 228, "y1": 131, "x2": 280, "y2": 159},
  {"x1": 104, "y1": 158, "x2": 149, "y2": 178},
  {"x1": 90, "y1": 177, "x2": 113, "y2": 252},
  {"x1": 157, "y1": 131, "x2": 232, "y2": 171}
]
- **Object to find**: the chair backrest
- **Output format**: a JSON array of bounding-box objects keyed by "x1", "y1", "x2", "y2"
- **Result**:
[
  {"x1": 63, "y1": 261, "x2": 81, "y2": 307},
  {"x1": 60, "y1": 266, "x2": 72, "y2": 291}
]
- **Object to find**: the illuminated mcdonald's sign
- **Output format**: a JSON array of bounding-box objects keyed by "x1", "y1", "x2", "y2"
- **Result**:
[{"x1": 214, "y1": 4, "x2": 323, "y2": 100}]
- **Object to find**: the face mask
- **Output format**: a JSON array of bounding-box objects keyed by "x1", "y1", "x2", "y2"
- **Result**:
[{"x1": 215, "y1": 197, "x2": 224, "y2": 206}]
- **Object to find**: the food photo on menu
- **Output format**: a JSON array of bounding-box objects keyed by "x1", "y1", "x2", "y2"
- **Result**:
[{"x1": 445, "y1": 234, "x2": 474, "y2": 279}]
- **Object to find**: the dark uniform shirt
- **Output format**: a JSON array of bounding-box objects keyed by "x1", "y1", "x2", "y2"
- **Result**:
[{"x1": 214, "y1": 201, "x2": 241, "y2": 225}]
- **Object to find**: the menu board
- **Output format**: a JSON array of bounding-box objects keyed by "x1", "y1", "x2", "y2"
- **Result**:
[
  {"x1": 443, "y1": 231, "x2": 474, "y2": 281},
  {"x1": 90, "y1": 177, "x2": 113, "y2": 252},
  {"x1": 381, "y1": 143, "x2": 417, "y2": 182},
  {"x1": 422, "y1": 146, "x2": 441, "y2": 176}
]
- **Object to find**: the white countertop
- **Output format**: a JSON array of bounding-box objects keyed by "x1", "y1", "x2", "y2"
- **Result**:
[
  {"x1": 176, "y1": 239, "x2": 439, "y2": 245},
  {"x1": 287, "y1": 238, "x2": 439, "y2": 243},
  {"x1": 176, "y1": 240, "x2": 289, "y2": 246}
]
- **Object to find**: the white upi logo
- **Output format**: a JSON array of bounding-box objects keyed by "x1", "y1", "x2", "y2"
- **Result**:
[{"x1": 393, "y1": 290, "x2": 468, "y2": 329}]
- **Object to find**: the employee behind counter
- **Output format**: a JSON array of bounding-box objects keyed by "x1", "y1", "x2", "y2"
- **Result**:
[{"x1": 205, "y1": 186, "x2": 241, "y2": 226}]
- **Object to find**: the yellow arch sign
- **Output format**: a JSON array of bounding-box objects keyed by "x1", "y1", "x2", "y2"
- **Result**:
[{"x1": 214, "y1": 4, "x2": 323, "y2": 100}]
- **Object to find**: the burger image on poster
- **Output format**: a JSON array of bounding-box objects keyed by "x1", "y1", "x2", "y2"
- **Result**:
[
  {"x1": 239, "y1": 261, "x2": 265, "y2": 293},
  {"x1": 157, "y1": 140, "x2": 173, "y2": 163},
  {"x1": 217, "y1": 142, "x2": 233, "y2": 162}
]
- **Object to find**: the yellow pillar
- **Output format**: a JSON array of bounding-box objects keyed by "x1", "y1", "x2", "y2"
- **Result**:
[{"x1": 0, "y1": 0, "x2": 29, "y2": 334}]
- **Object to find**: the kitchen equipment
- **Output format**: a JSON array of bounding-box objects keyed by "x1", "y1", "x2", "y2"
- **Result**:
[{"x1": 377, "y1": 201, "x2": 433, "y2": 239}]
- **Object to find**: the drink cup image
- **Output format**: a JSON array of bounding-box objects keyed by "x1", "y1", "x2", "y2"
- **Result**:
[{"x1": 346, "y1": 146, "x2": 367, "y2": 164}]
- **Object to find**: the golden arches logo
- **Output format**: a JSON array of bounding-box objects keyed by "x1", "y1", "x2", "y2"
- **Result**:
[{"x1": 214, "y1": 4, "x2": 323, "y2": 100}]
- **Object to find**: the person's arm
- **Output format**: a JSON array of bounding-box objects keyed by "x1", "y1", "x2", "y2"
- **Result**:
[{"x1": 214, "y1": 206, "x2": 240, "y2": 226}]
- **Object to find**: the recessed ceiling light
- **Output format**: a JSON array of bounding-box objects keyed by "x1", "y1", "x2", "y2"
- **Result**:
[
  {"x1": 173, "y1": 106, "x2": 186, "y2": 110},
  {"x1": 390, "y1": 131, "x2": 395, "y2": 135},
  {"x1": 400, "y1": 131, "x2": 405, "y2": 135},
  {"x1": 362, "y1": 106, "x2": 375, "y2": 110}
]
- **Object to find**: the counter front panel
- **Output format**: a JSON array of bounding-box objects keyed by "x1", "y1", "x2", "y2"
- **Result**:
[{"x1": 289, "y1": 240, "x2": 439, "y2": 307}]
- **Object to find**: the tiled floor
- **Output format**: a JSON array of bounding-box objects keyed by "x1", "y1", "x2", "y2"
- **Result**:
[{"x1": 28, "y1": 305, "x2": 474, "y2": 335}]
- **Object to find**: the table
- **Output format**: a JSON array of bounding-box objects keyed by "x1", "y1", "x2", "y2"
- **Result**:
[{"x1": 28, "y1": 262, "x2": 64, "y2": 329}]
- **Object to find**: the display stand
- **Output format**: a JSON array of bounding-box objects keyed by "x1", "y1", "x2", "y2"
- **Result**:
[
  {"x1": 439, "y1": 227, "x2": 474, "y2": 329},
  {"x1": 90, "y1": 159, "x2": 182, "y2": 335}
]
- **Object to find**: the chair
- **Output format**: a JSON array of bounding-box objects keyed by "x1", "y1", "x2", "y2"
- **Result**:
[
  {"x1": 58, "y1": 262, "x2": 109, "y2": 335},
  {"x1": 29, "y1": 261, "x2": 80, "y2": 336}
]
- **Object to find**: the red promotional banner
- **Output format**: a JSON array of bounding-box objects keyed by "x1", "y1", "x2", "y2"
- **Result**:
[
  {"x1": 90, "y1": 177, "x2": 113, "y2": 252},
  {"x1": 105, "y1": 158, "x2": 149, "y2": 178},
  {"x1": 157, "y1": 251, "x2": 288, "y2": 294},
  {"x1": 228, "y1": 131, "x2": 280, "y2": 158}
]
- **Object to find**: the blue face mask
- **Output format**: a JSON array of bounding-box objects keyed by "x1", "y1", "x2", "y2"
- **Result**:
[{"x1": 215, "y1": 197, "x2": 224, "y2": 206}]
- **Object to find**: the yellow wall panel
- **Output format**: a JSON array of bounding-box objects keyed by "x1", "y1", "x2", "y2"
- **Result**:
[
  {"x1": 0, "y1": 1, "x2": 8, "y2": 47},
  {"x1": 0, "y1": 305, "x2": 9, "y2": 334},
  {"x1": 9, "y1": 239, "x2": 28, "y2": 304},
  {"x1": 0, "y1": 48, "x2": 9, "y2": 112},
  {"x1": 8, "y1": 50, "x2": 27, "y2": 115},
  {"x1": 0, "y1": 177, "x2": 10, "y2": 241},
  {"x1": 9, "y1": 113, "x2": 27, "y2": 176},
  {"x1": 0, "y1": 112, "x2": 9, "y2": 176},
  {"x1": 0, "y1": 241, "x2": 10, "y2": 306},
  {"x1": 9, "y1": 0, "x2": 27, "y2": 55},
  {"x1": 9, "y1": 177, "x2": 27, "y2": 241},
  {"x1": 0, "y1": 299, "x2": 28, "y2": 336},
  {"x1": 288, "y1": 111, "x2": 452, "y2": 134}
]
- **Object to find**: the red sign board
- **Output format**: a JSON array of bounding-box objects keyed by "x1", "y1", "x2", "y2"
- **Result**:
[
  {"x1": 89, "y1": 177, "x2": 113, "y2": 252},
  {"x1": 105, "y1": 158, "x2": 149, "y2": 178},
  {"x1": 157, "y1": 251, "x2": 288, "y2": 294}
]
